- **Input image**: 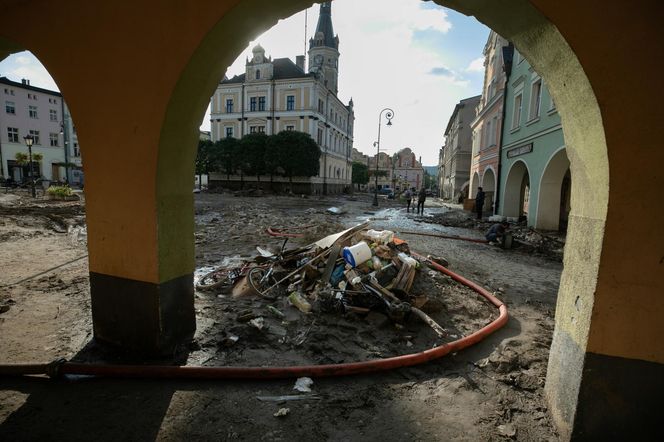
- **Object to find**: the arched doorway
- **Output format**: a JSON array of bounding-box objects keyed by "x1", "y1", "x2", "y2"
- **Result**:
[
  {"x1": 536, "y1": 147, "x2": 570, "y2": 231},
  {"x1": 470, "y1": 171, "x2": 480, "y2": 198},
  {"x1": 503, "y1": 160, "x2": 530, "y2": 221},
  {"x1": 481, "y1": 167, "x2": 496, "y2": 214}
]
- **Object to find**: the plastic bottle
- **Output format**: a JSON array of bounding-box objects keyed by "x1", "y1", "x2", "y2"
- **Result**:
[
  {"x1": 288, "y1": 291, "x2": 312, "y2": 313},
  {"x1": 372, "y1": 256, "x2": 383, "y2": 271}
]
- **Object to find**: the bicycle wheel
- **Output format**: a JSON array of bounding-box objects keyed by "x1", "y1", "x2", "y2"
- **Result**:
[{"x1": 247, "y1": 267, "x2": 279, "y2": 300}]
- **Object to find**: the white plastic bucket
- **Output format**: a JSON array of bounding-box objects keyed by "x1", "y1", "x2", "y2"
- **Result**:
[{"x1": 342, "y1": 242, "x2": 372, "y2": 267}]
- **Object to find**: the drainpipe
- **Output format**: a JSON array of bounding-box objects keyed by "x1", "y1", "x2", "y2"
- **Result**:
[
  {"x1": 0, "y1": 109, "x2": 4, "y2": 179},
  {"x1": 241, "y1": 84, "x2": 245, "y2": 136},
  {"x1": 61, "y1": 98, "x2": 70, "y2": 183},
  {"x1": 271, "y1": 79, "x2": 276, "y2": 135},
  {"x1": 323, "y1": 90, "x2": 329, "y2": 195},
  {"x1": 494, "y1": 43, "x2": 514, "y2": 215}
]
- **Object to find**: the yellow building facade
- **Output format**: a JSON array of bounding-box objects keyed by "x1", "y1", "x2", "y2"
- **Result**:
[{"x1": 209, "y1": 3, "x2": 354, "y2": 194}]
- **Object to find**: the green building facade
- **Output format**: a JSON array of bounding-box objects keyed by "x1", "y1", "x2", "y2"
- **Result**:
[{"x1": 498, "y1": 50, "x2": 569, "y2": 231}]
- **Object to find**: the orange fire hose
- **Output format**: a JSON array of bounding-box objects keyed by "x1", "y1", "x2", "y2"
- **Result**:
[{"x1": 0, "y1": 253, "x2": 507, "y2": 380}]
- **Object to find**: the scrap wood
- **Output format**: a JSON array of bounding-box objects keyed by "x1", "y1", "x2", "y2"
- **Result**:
[
  {"x1": 321, "y1": 244, "x2": 342, "y2": 284},
  {"x1": 410, "y1": 306, "x2": 447, "y2": 338}
]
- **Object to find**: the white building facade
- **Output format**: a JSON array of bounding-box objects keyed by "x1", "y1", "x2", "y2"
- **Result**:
[{"x1": 0, "y1": 77, "x2": 82, "y2": 185}]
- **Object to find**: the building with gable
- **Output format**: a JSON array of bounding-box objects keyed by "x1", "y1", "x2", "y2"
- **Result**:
[{"x1": 209, "y1": 2, "x2": 354, "y2": 194}]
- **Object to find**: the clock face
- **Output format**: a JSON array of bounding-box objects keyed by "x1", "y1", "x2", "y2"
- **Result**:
[{"x1": 315, "y1": 54, "x2": 323, "y2": 64}]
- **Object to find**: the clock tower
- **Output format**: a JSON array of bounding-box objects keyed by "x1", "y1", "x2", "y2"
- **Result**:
[{"x1": 307, "y1": 2, "x2": 340, "y2": 95}]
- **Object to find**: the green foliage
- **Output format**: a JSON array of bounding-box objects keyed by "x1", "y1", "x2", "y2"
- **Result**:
[
  {"x1": 214, "y1": 137, "x2": 241, "y2": 178},
  {"x1": 32, "y1": 153, "x2": 43, "y2": 162},
  {"x1": 47, "y1": 185, "x2": 73, "y2": 197},
  {"x1": 352, "y1": 162, "x2": 369, "y2": 186},
  {"x1": 239, "y1": 133, "x2": 268, "y2": 179},
  {"x1": 195, "y1": 139, "x2": 214, "y2": 176},
  {"x1": 266, "y1": 131, "x2": 321, "y2": 183},
  {"x1": 14, "y1": 152, "x2": 28, "y2": 164},
  {"x1": 423, "y1": 170, "x2": 436, "y2": 189}
]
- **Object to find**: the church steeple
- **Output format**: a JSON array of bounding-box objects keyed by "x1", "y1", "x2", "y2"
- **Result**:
[{"x1": 308, "y1": 2, "x2": 340, "y2": 95}]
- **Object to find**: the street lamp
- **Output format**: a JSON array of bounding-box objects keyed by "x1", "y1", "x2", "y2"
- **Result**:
[
  {"x1": 23, "y1": 134, "x2": 36, "y2": 198},
  {"x1": 372, "y1": 108, "x2": 394, "y2": 206}
]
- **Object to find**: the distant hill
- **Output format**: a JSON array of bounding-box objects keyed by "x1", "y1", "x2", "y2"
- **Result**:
[{"x1": 423, "y1": 166, "x2": 438, "y2": 177}]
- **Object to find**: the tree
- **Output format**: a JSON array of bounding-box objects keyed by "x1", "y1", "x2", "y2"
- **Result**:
[
  {"x1": 239, "y1": 133, "x2": 268, "y2": 186},
  {"x1": 266, "y1": 131, "x2": 321, "y2": 188},
  {"x1": 195, "y1": 139, "x2": 214, "y2": 189},
  {"x1": 352, "y1": 161, "x2": 369, "y2": 190},
  {"x1": 214, "y1": 137, "x2": 240, "y2": 181}
]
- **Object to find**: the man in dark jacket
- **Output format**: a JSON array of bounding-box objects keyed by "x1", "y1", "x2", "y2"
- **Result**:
[
  {"x1": 417, "y1": 187, "x2": 426, "y2": 215},
  {"x1": 475, "y1": 187, "x2": 485, "y2": 219},
  {"x1": 486, "y1": 221, "x2": 509, "y2": 245}
]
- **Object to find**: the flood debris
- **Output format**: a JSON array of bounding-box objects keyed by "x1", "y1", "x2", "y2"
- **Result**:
[
  {"x1": 293, "y1": 377, "x2": 314, "y2": 393},
  {"x1": 273, "y1": 407, "x2": 290, "y2": 418},
  {"x1": 194, "y1": 223, "x2": 475, "y2": 364}
]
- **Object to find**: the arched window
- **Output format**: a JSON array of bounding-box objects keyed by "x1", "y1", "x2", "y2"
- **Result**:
[{"x1": 255, "y1": 69, "x2": 261, "y2": 80}]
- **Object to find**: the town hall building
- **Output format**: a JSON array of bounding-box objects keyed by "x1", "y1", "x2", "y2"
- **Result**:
[{"x1": 209, "y1": 2, "x2": 354, "y2": 194}]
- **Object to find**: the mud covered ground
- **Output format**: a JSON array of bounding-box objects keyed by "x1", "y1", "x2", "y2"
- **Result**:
[{"x1": 0, "y1": 191, "x2": 561, "y2": 441}]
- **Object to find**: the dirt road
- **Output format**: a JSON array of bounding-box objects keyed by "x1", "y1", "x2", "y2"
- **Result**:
[{"x1": 0, "y1": 191, "x2": 561, "y2": 440}]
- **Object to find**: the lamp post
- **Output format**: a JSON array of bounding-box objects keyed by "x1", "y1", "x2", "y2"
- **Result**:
[
  {"x1": 372, "y1": 107, "x2": 394, "y2": 206},
  {"x1": 23, "y1": 134, "x2": 36, "y2": 198}
]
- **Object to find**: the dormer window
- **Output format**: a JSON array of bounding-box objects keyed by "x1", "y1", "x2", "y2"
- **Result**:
[{"x1": 255, "y1": 69, "x2": 261, "y2": 80}]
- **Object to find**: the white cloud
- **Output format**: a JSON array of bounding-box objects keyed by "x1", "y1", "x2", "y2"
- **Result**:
[
  {"x1": 0, "y1": 1, "x2": 488, "y2": 165},
  {"x1": 217, "y1": 0, "x2": 484, "y2": 165},
  {"x1": 466, "y1": 56, "x2": 485, "y2": 72},
  {"x1": 0, "y1": 51, "x2": 59, "y2": 91}
]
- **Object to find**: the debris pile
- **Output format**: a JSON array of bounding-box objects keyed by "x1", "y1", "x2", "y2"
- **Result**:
[{"x1": 192, "y1": 223, "x2": 497, "y2": 366}]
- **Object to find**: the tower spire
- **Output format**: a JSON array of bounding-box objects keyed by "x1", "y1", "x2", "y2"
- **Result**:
[{"x1": 310, "y1": 2, "x2": 338, "y2": 50}]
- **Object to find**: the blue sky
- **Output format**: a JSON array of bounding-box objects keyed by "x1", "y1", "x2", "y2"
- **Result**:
[{"x1": 0, "y1": 0, "x2": 490, "y2": 165}]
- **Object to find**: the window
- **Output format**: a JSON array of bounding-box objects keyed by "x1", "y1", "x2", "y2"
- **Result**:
[
  {"x1": 5, "y1": 101, "x2": 15, "y2": 114},
  {"x1": 249, "y1": 126, "x2": 265, "y2": 134},
  {"x1": 512, "y1": 93, "x2": 523, "y2": 129},
  {"x1": 29, "y1": 105, "x2": 38, "y2": 119},
  {"x1": 250, "y1": 97, "x2": 257, "y2": 111},
  {"x1": 7, "y1": 127, "x2": 19, "y2": 143},
  {"x1": 48, "y1": 98, "x2": 58, "y2": 104},
  {"x1": 318, "y1": 99, "x2": 324, "y2": 113},
  {"x1": 50, "y1": 132, "x2": 59, "y2": 147},
  {"x1": 484, "y1": 120, "x2": 492, "y2": 148},
  {"x1": 258, "y1": 96, "x2": 266, "y2": 111},
  {"x1": 50, "y1": 109, "x2": 58, "y2": 121},
  {"x1": 529, "y1": 78, "x2": 542, "y2": 120},
  {"x1": 225, "y1": 126, "x2": 233, "y2": 138},
  {"x1": 317, "y1": 128, "x2": 323, "y2": 145},
  {"x1": 286, "y1": 95, "x2": 295, "y2": 111},
  {"x1": 27, "y1": 93, "x2": 37, "y2": 100},
  {"x1": 225, "y1": 99, "x2": 233, "y2": 113},
  {"x1": 286, "y1": 125, "x2": 295, "y2": 131},
  {"x1": 255, "y1": 69, "x2": 261, "y2": 80},
  {"x1": 490, "y1": 116, "x2": 498, "y2": 145},
  {"x1": 29, "y1": 130, "x2": 40, "y2": 145}
]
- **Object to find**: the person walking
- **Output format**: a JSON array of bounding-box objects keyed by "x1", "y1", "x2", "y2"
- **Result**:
[
  {"x1": 404, "y1": 188, "x2": 412, "y2": 213},
  {"x1": 475, "y1": 187, "x2": 485, "y2": 219},
  {"x1": 417, "y1": 187, "x2": 427, "y2": 215}
]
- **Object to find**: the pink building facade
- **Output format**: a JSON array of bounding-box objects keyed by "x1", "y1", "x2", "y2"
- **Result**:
[{"x1": 469, "y1": 31, "x2": 510, "y2": 213}]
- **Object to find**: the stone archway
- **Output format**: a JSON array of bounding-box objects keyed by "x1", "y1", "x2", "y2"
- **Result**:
[
  {"x1": 470, "y1": 171, "x2": 480, "y2": 198},
  {"x1": 503, "y1": 160, "x2": 530, "y2": 220},
  {"x1": 536, "y1": 147, "x2": 570, "y2": 230},
  {"x1": 7, "y1": 0, "x2": 664, "y2": 438},
  {"x1": 481, "y1": 167, "x2": 496, "y2": 213}
]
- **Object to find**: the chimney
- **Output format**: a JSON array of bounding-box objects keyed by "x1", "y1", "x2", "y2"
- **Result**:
[
  {"x1": 296, "y1": 55, "x2": 305, "y2": 71},
  {"x1": 21, "y1": 78, "x2": 30, "y2": 85}
]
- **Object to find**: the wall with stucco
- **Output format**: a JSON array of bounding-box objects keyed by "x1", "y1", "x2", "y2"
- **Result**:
[{"x1": 1, "y1": 0, "x2": 662, "y2": 438}]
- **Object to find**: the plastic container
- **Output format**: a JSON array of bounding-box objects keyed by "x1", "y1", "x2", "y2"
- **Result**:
[
  {"x1": 342, "y1": 242, "x2": 372, "y2": 268},
  {"x1": 288, "y1": 292, "x2": 312, "y2": 313},
  {"x1": 372, "y1": 256, "x2": 383, "y2": 271},
  {"x1": 398, "y1": 252, "x2": 418, "y2": 267},
  {"x1": 363, "y1": 229, "x2": 394, "y2": 245}
]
